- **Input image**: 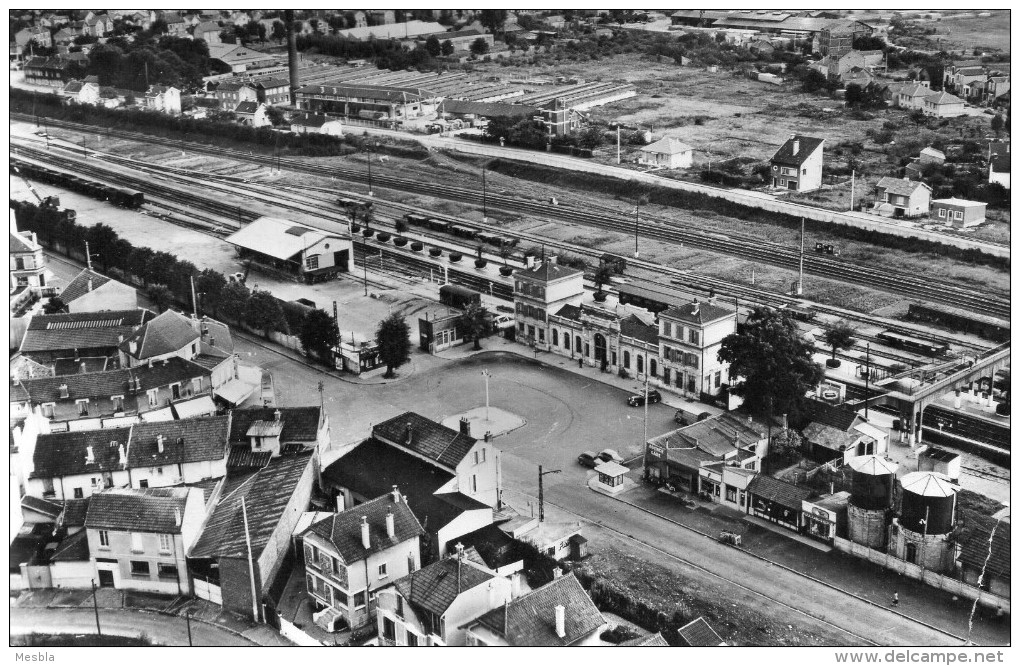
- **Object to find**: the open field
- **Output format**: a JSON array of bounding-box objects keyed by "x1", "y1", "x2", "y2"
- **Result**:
[{"x1": 931, "y1": 11, "x2": 1011, "y2": 54}]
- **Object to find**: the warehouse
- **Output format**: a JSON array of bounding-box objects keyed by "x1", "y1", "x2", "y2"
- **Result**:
[{"x1": 224, "y1": 217, "x2": 351, "y2": 283}]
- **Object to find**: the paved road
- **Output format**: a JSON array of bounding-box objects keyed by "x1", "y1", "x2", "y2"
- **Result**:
[{"x1": 9, "y1": 607, "x2": 256, "y2": 647}]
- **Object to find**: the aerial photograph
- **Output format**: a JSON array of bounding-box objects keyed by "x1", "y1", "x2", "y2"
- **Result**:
[{"x1": 7, "y1": 7, "x2": 1011, "y2": 656}]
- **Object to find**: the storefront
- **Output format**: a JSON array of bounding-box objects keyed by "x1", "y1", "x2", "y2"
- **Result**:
[
  {"x1": 746, "y1": 476, "x2": 816, "y2": 533},
  {"x1": 801, "y1": 492, "x2": 850, "y2": 543}
]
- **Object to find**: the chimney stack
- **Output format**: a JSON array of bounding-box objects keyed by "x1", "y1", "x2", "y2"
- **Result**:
[
  {"x1": 157, "y1": 435, "x2": 164, "y2": 454},
  {"x1": 335, "y1": 494, "x2": 346, "y2": 512},
  {"x1": 274, "y1": 409, "x2": 282, "y2": 422},
  {"x1": 386, "y1": 509, "x2": 395, "y2": 538},
  {"x1": 391, "y1": 485, "x2": 400, "y2": 503},
  {"x1": 458, "y1": 417, "x2": 470, "y2": 436},
  {"x1": 87, "y1": 278, "x2": 93, "y2": 292},
  {"x1": 405, "y1": 422, "x2": 413, "y2": 445},
  {"x1": 455, "y1": 542, "x2": 465, "y2": 559},
  {"x1": 80, "y1": 362, "x2": 87, "y2": 374},
  {"x1": 118, "y1": 443, "x2": 127, "y2": 467},
  {"x1": 554, "y1": 605, "x2": 566, "y2": 638},
  {"x1": 547, "y1": 255, "x2": 557, "y2": 266},
  {"x1": 793, "y1": 138, "x2": 800, "y2": 155},
  {"x1": 86, "y1": 445, "x2": 95, "y2": 464},
  {"x1": 174, "y1": 508, "x2": 182, "y2": 527},
  {"x1": 525, "y1": 255, "x2": 536, "y2": 268},
  {"x1": 361, "y1": 516, "x2": 370, "y2": 549},
  {"x1": 59, "y1": 384, "x2": 69, "y2": 399}
]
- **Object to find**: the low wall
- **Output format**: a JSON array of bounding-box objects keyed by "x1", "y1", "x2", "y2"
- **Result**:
[
  {"x1": 279, "y1": 616, "x2": 324, "y2": 646},
  {"x1": 833, "y1": 537, "x2": 1009, "y2": 612}
]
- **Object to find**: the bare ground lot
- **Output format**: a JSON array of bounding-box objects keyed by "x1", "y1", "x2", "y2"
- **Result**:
[{"x1": 930, "y1": 11, "x2": 1011, "y2": 54}]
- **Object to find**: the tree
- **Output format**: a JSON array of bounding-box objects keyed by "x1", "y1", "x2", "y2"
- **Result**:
[
  {"x1": 458, "y1": 303, "x2": 490, "y2": 351},
  {"x1": 799, "y1": 68, "x2": 829, "y2": 94},
  {"x1": 85, "y1": 223, "x2": 119, "y2": 272},
  {"x1": 43, "y1": 296, "x2": 66, "y2": 314},
  {"x1": 844, "y1": 83, "x2": 865, "y2": 107},
  {"x1": 195, "y1": 269, "x2": 226, "y2": 317},
  {"x1": 478, "y1": 9, "x2": 508, "y2": 36},
  {"x1": 375, "y1": 311, "x2": 411, "y2": 378},
  {"x1": 218, "y1": 280, "x2": 251, "y2": 323},
  {"x1": 718, "y1": 306, "x2": 824, "y2": 419},
  {"x1": 146, "y1": 283, "x2": 174, "y2": 313},
  {"x1": 441, "y1": 39, "x2": 455, "y2": 56},
  {"x1": 824, "y1": 321, "x2": 855, "y2": 366},
  {"x1": 265, "y1": 105, "x2": 286, "y2": 126},
  {"x1": 991, "y1": 114, "x2": 1004, "y2": 134},
  {"x1": 769, "y1": 428, "x2": 803, "y2": 462},
  {"x1": 853, "y1": 36, "x2": 886, "y2": 51},
  {"x1": 299, "y1": 308, "x2": 339, "y2": 361},
  {"x1": 593, "y1": 263, "x2": 613, "y2": 297},
  {"x1": 246, "y1": 288, "x2": 286, "y2": 336},
  {"x1": 577, "y1": 125, "x2": 605, "y2": 150},
  {"x1": 470, "y1": 37, "x2": 490, "y2": 56},
  {"x1": 271, "y1": 20, "x2": 286, "y2": 42},
  {"x1": 425, "y1": 34, "x2": 441, "y2": 57}
]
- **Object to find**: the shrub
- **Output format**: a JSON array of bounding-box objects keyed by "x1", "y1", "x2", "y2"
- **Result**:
[
  {"x1": 362, "y1": 228, "x2": 375, "y2": 238},
  {"x1": 474, "y1": 258, "x2": 487, "y2": 268},
  {"x1": 395, "y1": 219, "x2": 409, "y2": 233},
  {"x1": 449, "y1": 252, "x2": 463, "y2": 263},
  {"x1": 350, "y1": 223, "x2": 361, "y2": 233},
  {"x1": 429, "y1": 247, "x2": 443, "y2": 257},
  {"x1": 393, "y1": 236, "x2": 408, "y2": 247},
  {"x1": 375, "y1": 232, "x2": 391, "y2": 242},
  {"x1": 410, "y1": 241, "x2": 424, "y2": 251},
  {"x1": 499, "y1": 266, "x2": 514, "y2": 276}
]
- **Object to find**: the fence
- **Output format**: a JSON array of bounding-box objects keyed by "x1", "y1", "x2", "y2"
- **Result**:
[
  {"x1": 193, "y1": 577, "x2": 222, "y2": 605},
  {"x1": 832, "y1": 537, "x2": 1009, "y2": 612}
]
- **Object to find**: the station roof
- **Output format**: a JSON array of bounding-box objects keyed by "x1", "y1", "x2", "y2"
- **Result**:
[{"x1": 224, "y1": 217, "x2": 337, "y2": 262}]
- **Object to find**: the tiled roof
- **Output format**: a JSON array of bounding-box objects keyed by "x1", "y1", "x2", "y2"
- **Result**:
[
  {"x1": 215, "y1": 80, "x2": 256, "y2": 92},
  {"x1": 620, "y1": 632, "x2": 670, "y2": 646},
  {"x1": 127, "y1": 416, "x2": 230, "y2": 467},
  {"x1": 254, "y1": 77, "x2": 289, "y2": 89},
  {"x1": 771, "y1": 135, "x2": 824, "y2": 166},
  {"x1": 58, "y1": 268, "x2": 113, "y2": 304},
  {"x1": 394, "y1": 554, "x2": 495, "y2": 616},
  {"x1": 619, "y1": 314, "x2": 658, "y2": 345},
  {"x1": 234, "y1": 101, "x2": 260, "y2": 114},
  {"x1": 22, "y1": 495, "x2": 63, "y2": 519},
  {"x1": 641, "y1": 136, "x2": 693, "y2": 155},
  {"x1": 803, "y1": 399, "x2": 860, "y2": 432},
  {"x1": 190, "y1": 452, "x2": 313, "y2": 559},
  {"x1": 323, "y1": 439, "x2": 466, "y2": 533},
  {"x1": 18, "y1": 356, "x2": 211, "y2": 403},
  {"x1": 473, "y1": 574, "x2": 605, "y2": 646},
  {"x1": 660, "y1": 299, "x2": 732, "y2": 325},
  {"x1": 747, "y1": 475, "x2": 816, "y2": 510},
  {"x1": 229, "y1": 406, "x2": 322, "y2": 443},
  {"x1": 305, "y1": 491, "x2": 423, "y2": 564},
  {"x1": 60, "y1": 497, "x2": 91, "y2": 527},
  {"x1": 373, "y1": 411, "x2": 476, "y2": 469},
  {"x1": 877, "y1": 177, "x2": 930, "y2": 197},
  {"x1": 62, "y1": 81, "x2": 84, "y2": 94},
  {"x1": 290, "y1": 112, "x2": 333, "y2": 128},
  {"x1": 50, "y1": 529, "x2": 90, "y2": 562},
  {"x1": 513, "y1": 259, "x2": 584, "y2": 283},
  {"x1": 52, "y1": 356, "x2": 108, "y2": 376},
  {"x1": 922, "y1": 90, "x2": 964, "y2": 105},
  {"x1": 9, "y1": 231, "x2": 40, "y2": 254},
  {"x1": 85, "y1": 486, "x2": 191, "y2": 534},
  {"x1": 31, "y1": 427, "x2": 132, "y2": 478},
  {"x1": 443, "y1": 522, "x2": 518, "y2": 571},
  {"x1": 552, "y1": 303, "x2": 582, "y2": 321},
  {"x1": 21, "y1": 309, "x2": 154, "y2": 354},
  {"x1": 803, "y1": 421, "x2": 859, "y2": 452},
  {"x1": 677, "y1": 616, "x2": 726, "y2": 646},
  {"x1": 120, "y1": 310, "x2": 199, "y2": 360},
  {"x1": 991, "y1": 154, "x2": 1010, "y2": 173},
  {"x1": 226, "y1": 444, "x2": 272, "y2": 471},
  {"x1": 959, "y1": 522, "x2": 1009, "y2": 579}
]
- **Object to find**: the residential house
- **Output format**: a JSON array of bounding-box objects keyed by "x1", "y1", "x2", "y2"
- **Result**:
[
  {"x1": 59, "y1": 268, "x2": 137, "y2": 313},
  {"x1": 676, "y1": 616, "x2": 728, "y2": 646},
  {"x1": 746, "y1": 475, "x2": 817, "y2": 533},
  {"x1": 20, "y1": 494, "x2": 62, "y2": 526},
  {"x1": 989, "y1": 153, "x2": 1010, "y2": 190},
  {"x1": 920, "y1": 90, "x2": 966, "y2": 118},
  {"x1": 15, "y1": 27, "x2": 53, "y2": 49},
  {"x1": 302, "y1": 489, "x2": 424, "y2": 631},
  {"x1": 85, "y1": 486, "x2": 205, "y2": 592},
  {"x1": 638, "y1": 137, "x2": 694, "y2": 169},
  {"x1": 892, "y1": 81, "x2": 932, "y2": 111},
  {"x1": 958, "y1": 522, "x2": 1009, "y2": 599},
  {"x1": 465, "y1": 573, "x2": 608, "y2": 646},
  {"x1": 982, "y1": 75, "x2": 1010, "y2": 106},
  {"x1": 931, "y1": 198, "x2": 986, "y2": 228},
  {"x1": 194, "y1": 21, "x2": 223, "y2": 45},
  {"x1": 747, "y1": 39, "x2": 776, "y2": 56},
  {"x1": 10, "y1": 229, "x2": 54, "y2": 296},
  {"x1": 223, "y1": 217, "x2": 352, "y2": 283},
  {"x1": 658, "y1": 298, "x2": 736, "y2": 399},
  {"x1": 188, "y1": 451, "x2": 315, "y2": 617},
  {"x1": 253, "y1": 77, "x2": 290, "y2": 105},
  {"x1": 123, "y1": 417, "x2": 231, "y2": 489},
  {"x1": 377, "y1": 544, "x2": 512, "y2": 646},
  {"x1": 513, "y1": 256, "x2": 585, "y2": 348},
  {"x1": 769, "y1": 135, "x2": 824, "y2": 192},
  {"x1": 943, "y1": 64, "x2": 988, "y2": 100},
  {"x1": 14, "y1": 355, "x2": 215, "y2": 426},
  {"x1": 83, "y1": 13, "x2": 112, "y2": 38},
  {"x1": 20, "y1": 309, "x2": 155, "y2": 363},
  {"x1": 24, "y1": 56, "x2": 70, "y2": 87},
  {"x1": 214, "y1": 80, "x2": 258, "y2": 108},
  {"x1": 59, "y1": 79, "x2": 101, "y2": 106},
  {"x1": 161, "y1": 12, "x2": 190, "y2": 37},
  {"x1": 118, "y1": 309, "x2": 207, "y2": 368},
  {"x1": 801, "y1": 399, "x2": 887, "y2": 463},
  {"x1": 919, "y1": 146, "x2": 946, "y2": 165},
  {"x1": 812, "y1": 49, "x2": 883, "y2": 83},
  {"x1": 226, "y1": 406, "x2": 330, "y2": 470},
  {"x1": 142, "y1": 85, "x2": 182, "y2": 115},
  {"x1": 289, "y1": 112, "x2": 344, "y2": 135},
  {"x1": 52, "y1": 28, "x2": 78, "y2": 47},
  {"x1": 873, "y1": 177, "x2": 932, "y2": 219},
  {"x1": 234, "y1": 101, "x2": 271, "y2": 127}
]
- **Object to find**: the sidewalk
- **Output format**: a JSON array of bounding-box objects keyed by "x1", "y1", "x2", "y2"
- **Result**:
[{"x1": 587, "y1": 471, "x2": 1010, "y2": 644}]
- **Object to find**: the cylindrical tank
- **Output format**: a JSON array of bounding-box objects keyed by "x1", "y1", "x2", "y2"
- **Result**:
[
  {"x1": 848, "y1": 455, "x2": 898, "y2": 510},
  {"x1": 899, "y1": 471, "x2": 958, "y2": 535},
  {"x1": 848, "y1": 503, "x2": 888, "y2": 548}
]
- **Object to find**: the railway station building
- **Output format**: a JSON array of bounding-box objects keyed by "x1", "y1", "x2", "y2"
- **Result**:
[
  {"x1": 294, "y1": 84, "x2": 441, "y2": 122},
  {"x1": 225, "y1": 217, "x2": 352, "y2": 284}
]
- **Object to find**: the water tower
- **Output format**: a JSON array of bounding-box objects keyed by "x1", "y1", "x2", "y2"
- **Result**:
[
  {"x1": 889, "y1": 471, "x2": 959, "y2": 573},
  {"x1": 847, "y1": 455, "x2": 898, "y2": 548}
]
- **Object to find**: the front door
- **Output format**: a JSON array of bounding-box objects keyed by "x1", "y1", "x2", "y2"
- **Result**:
[
  {"x1": 594, "y1": 334, "x2": 607, "y2": 372},
  {"x1": 98, "y1": 569, "x2": 115, "y2": 587},
  {"x1": 334, "y1": 250, "x2": 350, "y2": 272}
]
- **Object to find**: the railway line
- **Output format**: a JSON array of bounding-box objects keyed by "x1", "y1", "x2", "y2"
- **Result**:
[
  {"x1": 12, "y1": 115, "x2": 1009, "y2": 321},
  {"x1": 11, "y1": 137, "x2": 996, "y2": 364}
]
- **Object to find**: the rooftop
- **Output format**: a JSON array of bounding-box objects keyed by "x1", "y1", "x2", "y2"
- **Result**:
[
  {"x1": 677, "y1": 616, "x2": 726, "y2": 646},
  {"x1": 21, "y1": 309, "x2": 155, "y2": 354},
  {"x1": 57, "y1": 268, "x2": 114, "y2": 305},
  {"x1": 771, "y1": 135, "x2": 825, "y2": 166},
  {"x1": 84, "y1": 486, "x2": 192, "y2": 534},
  {"x1": 16, "y1": 355, "x2": 211, "y2": 404},
  {"x1": 472, "y1": 574, "x2": 605, "y2": 646},
  {"x1": 959, "y1": 522, "x2": 1009, "y2": 580},
  {"x1": 229, "y1": 406, "x2": 322, "y2": 443},
  {"x1": 660, "y1": 299, "x2": 733, "y2": 325},
  {"x1": 372, "y1": 411, "x2": 477, "y2": 470},
  {"x1": 641, "y1": 136, "x2": 693, "y2": 155},
  {"x1": 876, "y1": 177, "x2": 931, "y2": 197},
  {"x1": 394, "y1": 552, "x2": 495, "y2": 616},
  {"x1": 747, "y1": 475, "x2": 816, "y2": 510},
  {"x1": 514, "y1": 258, "x2": 584, "y2": 283},
  {"x1": 120, "y1": 309, "x2": 200, "y2": 360},
  {"x1": 304, "y1": 491, "x2": 423, "y2": 564},
  {"x1": 224, "y1": 217, "x2": 337, "y2": 263},
  {"x1": 32, "y1": 427, "x2": 132, "y2": 478}
]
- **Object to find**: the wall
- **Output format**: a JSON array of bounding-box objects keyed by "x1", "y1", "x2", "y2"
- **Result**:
[
  {"x1": 86, "y1": 527, "x2": 190, "y2": 594},
  {"x1": 832, "y1": 537, "x2": 1009, "y2": 612},
  {"x1": 50, "y1": 559, "x2": 94, "y2": 588},
  {"x1": 28, "y1": 469, "x2": 131, "y2": 501},
  {"x1": 279, "y1": 616, "x2": 324, "y2": 646},
  {"x1": 452, "y1": 442, "x2": 500, "y2": 507},
  {"x1": 435, "y1": 509, "x2": 495, "y2": 559},
  {"x1": 219, "y1": 555, "x2": 262, "y2": 618},
  {"x1": 443, "y1": 576, "x2": 512, "y2": 646},
  {"x1": 67, "y1": 281, "x2": 137, "y2": 313}
]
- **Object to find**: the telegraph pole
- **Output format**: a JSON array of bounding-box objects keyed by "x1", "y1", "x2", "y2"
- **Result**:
[
  {"x1": 481, "y1": 369, "x2": 491, "y2": 422},
  {"x1": 616, "y1": 126, "x2": 621, "y2": 164},
  {"x1": 641, "y1": 374, "x2": 650, "y2": 472},
  {"x1": 91, "y1": 579, "x2": 103, "y2": 638},
  {"x1": 482, "y1": 166, "x2": 487, "y2": 223},
  {"x1": 366, "y1": 145, "x2": 373, "y2": 197},
  {"x1": 537, "y1": 465, "x2": 561, "y2": 522},
  {"x1": 186, "y1": 612, "x2": 193, "y2": 646},
  {"x1": 190, "y1": 275, "x2": 198, "y2": 318},
  {"x1": 85, "y1": 241, "x2": 93, "y2": 270},
  {"x1": 633, "y1": 198, "x2": 641, "y2": 258},
  {"x1": 849, "y1": 170, "x2": 856, "y2": 211},
  {"x1": 797, "y1": 217, "x2": 805, "y2": 296},
  {"x1": 864, "y1": 343, "x2": 871, "y2": 419}
]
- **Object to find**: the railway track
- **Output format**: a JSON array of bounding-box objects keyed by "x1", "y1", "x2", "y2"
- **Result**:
[
  {"x1": 13, "y1": 115, "x2": 1009, "y2": 320},
  {"x1": 13, "y1": 137, "x2": 996, "y2": 363}
]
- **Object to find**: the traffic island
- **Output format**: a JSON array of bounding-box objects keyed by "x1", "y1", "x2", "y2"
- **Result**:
[{"x1": 442, "y1": 406, "x2": 526, "y2": 439}]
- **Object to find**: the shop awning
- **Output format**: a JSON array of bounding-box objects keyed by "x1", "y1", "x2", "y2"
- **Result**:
[
  {"x1": 172, "y1": 395, "x2": 217, "y2": 419},
  {"x1": 214, "y1": 379, "x2": 256, "y2": 406},
  {"x1": 140, "y1": 407, "x2": 174, "y2": 422}
]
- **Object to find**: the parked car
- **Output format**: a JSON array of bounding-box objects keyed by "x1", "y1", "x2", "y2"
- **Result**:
[
  {"x1": 491, "y1": 314, "x2": 515, "y2": 330},
  {"x1": 674, "y1": 409, "x2": 711, "y2": 426},
  {"x1": 627, "y1": 389, "x2": 662, "y2": 407},
  {"x1": 577, "y1": 451, "x2": 599, "y2": 468},
  {"x1": 597, "y1": 449, "x2": 625, "y2": 465}
]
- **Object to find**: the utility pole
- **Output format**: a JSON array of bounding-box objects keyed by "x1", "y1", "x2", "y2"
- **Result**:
[
  {"x1": 362, "y1": 233, "x2": 369, "y2": 296},
  {"x1": 633, "y1": 198, "x2": 641, "y2": 259},
  {"x1": 482, "y1": 166, "x2": 487, "y2": 223},
  {"x1": 186, "y1": 612, "x2": 193, "y2": 646},
  {"x1": 849, "y1": 169, "x2": 855, "y2": 211},
  {"x1": 537, "y1": 465, "x2": 560, "y2": 522},
  {"x1": 616, "y1": 126, "x2": 621, "y2": 164},
  {"x1": 85, "y1": 241, "x2": 93, "y2": 270},
  {"x1": 91, "y1": 579, "x2": 102, "y2": 638},
  {"x1": 241, "y1": 497, "x2": 259, "y2": 623},
  {"x1": 864, "y1": 343, "x2": 871, "y2": 419},
  {"x1": 641, "y1": 373, "x2": 649, "y2": 473},
  {"x1": 366, "y1": 145, "x2": 373, "y2": 197},
  {"x1": 190, "y1": 275, "x2": 198, "y2": 318},
  {"x1": 481, "y1": 369, "x2": 491, "y2": 422},
  {"x1": 797, "y1": 217, "x2": 805, "y2": 296}
]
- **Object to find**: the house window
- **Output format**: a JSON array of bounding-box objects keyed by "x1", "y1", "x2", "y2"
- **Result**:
[
  {"x1": 158, "y1": 533, "x2": 172, "y2": 554},
  {"x1": 649, "y1": 359, "x2": 657, "y2": 377},
  {"x1": 333, "y1": 588, "x2": 349, "y2": 608},
  {"x1": 688, "y1": 329, "x2": 699, "y2": 345},
  {"x1": 41, "y1": 403, "x2": 55, "y2": 418},
  {"x1": 382, "y1": 616, "x2": 396, "y2": 641},
  {"x1": 471, "y1": 475, "x2": 478, "y2": 493},
  {"x1": 305, "y1": 544, "x2": 319, "y2": 566},
  {"x1": 552, "y1": 329, "x2": 558, "y2": 346},
  {"x1": 147, "y1": 389, "x2": 159, "y2": 407},
  {"x1": 112, "y1": 395, "x2": 124, "y2": 412},
  {"x1": 131, "y1": 532, "x2": 143, "y2": 553},
  {"x1": 378, "y1": 563, "x2": 387, "y2": 578},
  {"x1": 306, "y1": 255, "x2": 319, "y2": 270},
  {"x1": 396, "y1": 596, "x2": 404, "y2": 619},
  {"x1": 171, "y1": 383, "x2": 182, "y2": 400},
  {"x1": 726, "y1": 485, "x2": 737, "y2": 502},
  {"x1": 77, "y1": 399, "x2": 89, "y2": 416},
  {"x1": 575, "y1": 336, "x2": 582, "y2": 353},
  {"x1": 192, "y1": 378, "x2": 202, "y2": 394},
  {"x1": 563, "y1": 335, "x2": 570, "y2": 351},
  {"x1": 99, "y1": 530, "x2": 110, "y2": 548},
  {"x1": 538, "y1": 328, "x2": 545, "y2": 342},
  {"x1": 623, "y1": 351, "x2": 630, "y2": 369},
  {"x1": 517, "y1": 323, "x2": 524, "y2": 334},
  {"x1": 408, "y1": 554, "x2": 416, "y2": 573},
  {"x1": 715, "y1": 371, "x2": 722, "y2": 388},
  {"x1": 954, "y1": 211, "x2": 963, "y2": 221},
  {"x1": 636, "y1": 355, "x2": 644, "y2": 374},
  {"x1": 158, "y1": 563, "x2": 178, "y2": 579},
  {"x1": 139, "y1": 479, "x2": 148, "y2": 488},
  {"x1": 406, "y1": 632, "x2": 419, "y2": 647},
  {"x1": 73, "y1": 487, "x2": 84, "y2": 499},
  {"x1": 130, "y1": 561, "x2": 150, "y2": 577},
  {"x1": 937, "y1": 208, "x2": 946, "y2": 218},
  {"x1": 480, "y1": 448, "x2": 486, "y2": 463},
  {"x1": 353, "y1": 590, "x2": 366, "y2": 608},
  {"x1": 527, "y1": 325, "x2": 535, "y2": 338}
]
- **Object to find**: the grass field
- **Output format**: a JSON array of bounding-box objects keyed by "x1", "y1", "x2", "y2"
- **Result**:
[{"x1": 931, "y1": 12, "x2": 1011, "y2": 54}]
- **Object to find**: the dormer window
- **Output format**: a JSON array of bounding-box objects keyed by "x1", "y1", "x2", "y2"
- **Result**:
[{"x1": 76, "y1": 399, "x2": 89, "y2": 416}]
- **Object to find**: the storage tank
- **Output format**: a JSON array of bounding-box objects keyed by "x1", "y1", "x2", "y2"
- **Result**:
[
  {"x1": 898, "y1": 471, "x2": 958, "y2": 535},
  {"x1": 847, "y1": 455, "x2": 898, "y2": 548}
]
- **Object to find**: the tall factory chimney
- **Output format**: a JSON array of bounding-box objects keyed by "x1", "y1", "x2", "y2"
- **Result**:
[{"x1": 285, "y1": 10, "x2": 300, "y2": 106}]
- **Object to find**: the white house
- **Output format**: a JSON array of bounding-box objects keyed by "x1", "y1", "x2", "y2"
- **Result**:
[
  {"x1": 59, "y1": 268, "x2": 137, "y2": 313},
  {"x1": 638, "y1": 137, "x2": 694, "y2": 169},
  {"x1": 770, "y1": 135, "x2": 824, "y2": 192},
  {"x1": 289, "y1": 112, "x2": 344, "y2": 136}
]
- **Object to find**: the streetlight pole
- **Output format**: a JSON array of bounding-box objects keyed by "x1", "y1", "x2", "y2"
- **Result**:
[
  {"x1": 481, "y1": 369, "x2": 491, "y2": 422},
  {"x1": 366, "y1": 145, "x2": 373, "y2": 197},
  {"x1": 91, "y1": 579, "x2": 102, "y2": 638},
  {"x1": 633, "y1": 199, "x2": 641, "y2": 259},
  {"x1": 864, "y1": 343, "x2": 871, "y2": 419},
  {"x1": 482, "y1": 166, "x2": 487, "y2": 223},
  {"x1": 642, "y1": 373, "x2": 650, "y2": 471},
  {"x1": 797, "y1": 217, "x2": 805, "y2": 296},
  {"x1": 538, "y1": 465, "x2": 561, "y2": 522},
  {"x1": 186, "y1": 612, "x2": 193, "y2": 646}
]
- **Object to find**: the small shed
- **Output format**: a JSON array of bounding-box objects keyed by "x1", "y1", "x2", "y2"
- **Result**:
[
  {"x1": 917, "y1": 446, "x2": 961, "y2": 482},
  {"x1": 593, "y1": 460, "x2": 629, "y2": 494},
  {"x1": 919, "y1": 146, "x2": 946, "y2": 165},
  {"x1": 931, "y1": 198, "x2": 986, "y2": 228},
  {"x1": 638, "y1": 137, "x2": 694, "y2": 169}
]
